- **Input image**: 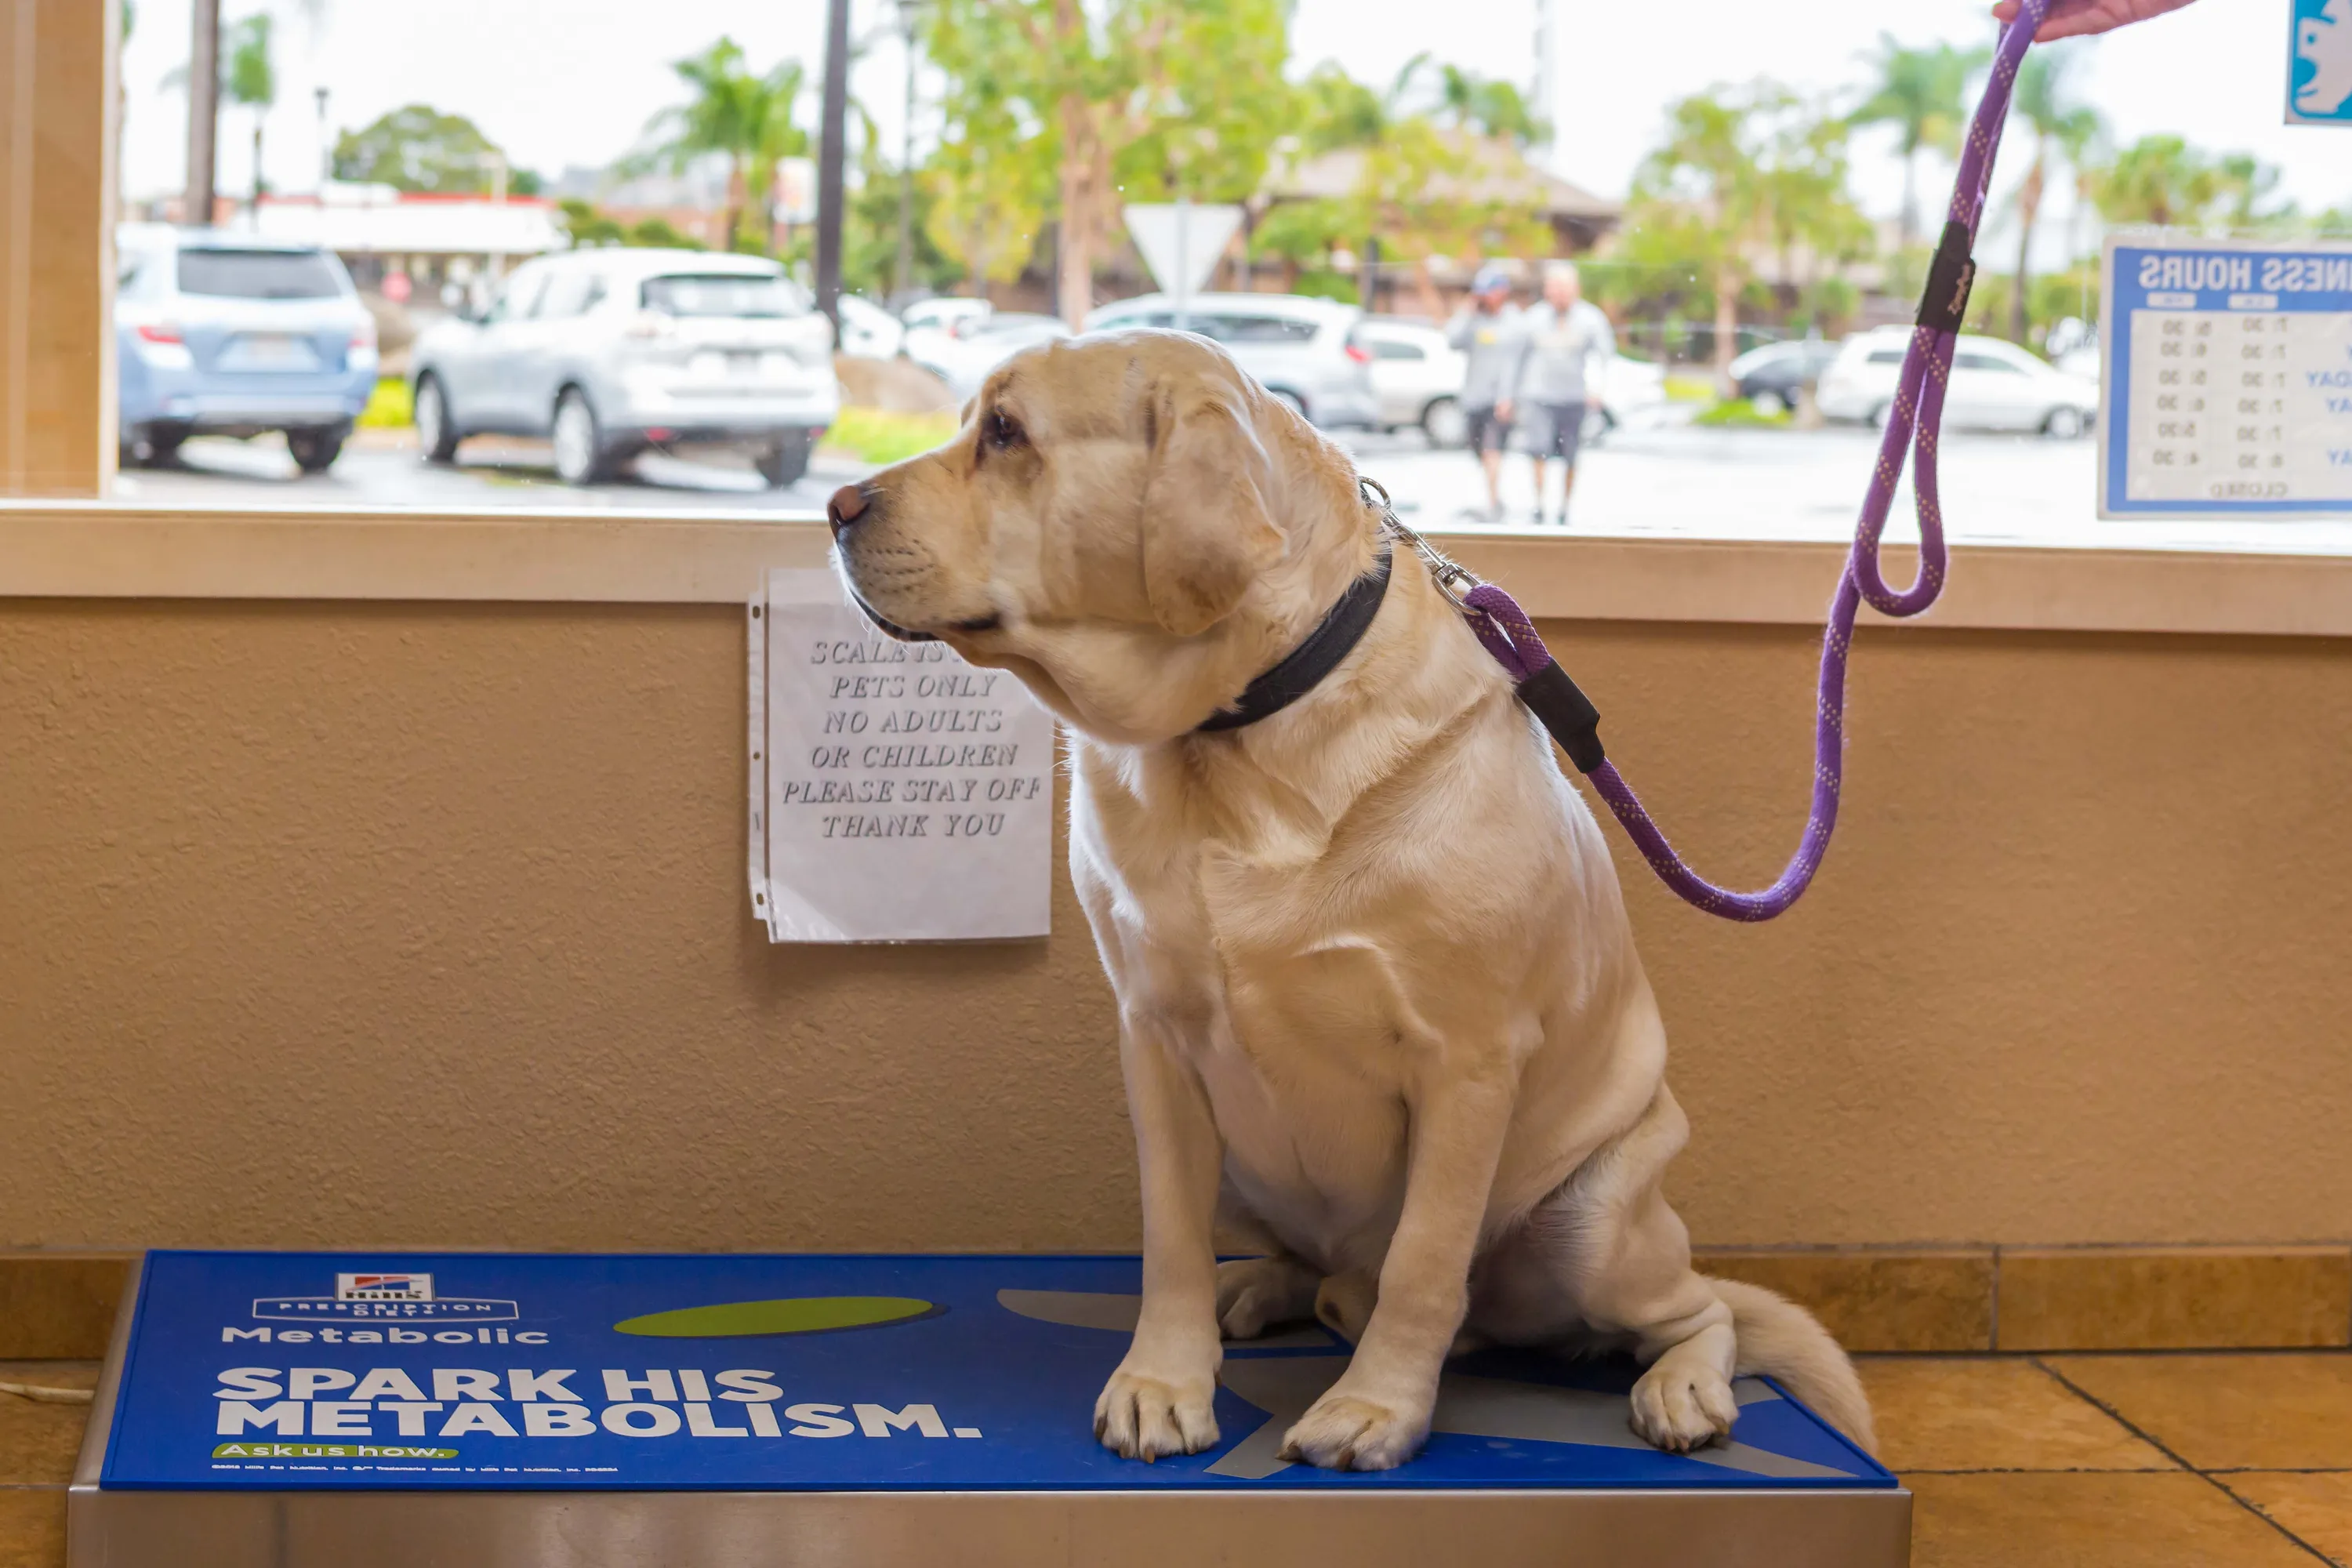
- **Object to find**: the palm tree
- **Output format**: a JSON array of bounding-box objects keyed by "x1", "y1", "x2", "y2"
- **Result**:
[
  {"x1": 224, "y1": 13, "x2": 274, "y2": 217},
  {"x1": 1847, "y1": 35, "x2": 1987, "y2": 248},
  {"x1": 1432, "y1": 63, "x2": 1547, "y2": 147},
  {"x1": 2216, "y1": 152, "x2": 2282, "y2": 230},
  {"x1": 2087, "y1": 134, "x2": 2226, "y2": 229},
  {"x1": 2005, "y1": 46, "x2": 2102, "y2": 343},
  {"x1": 638, "y1": 38, "x2": 811, "y2": 252}
]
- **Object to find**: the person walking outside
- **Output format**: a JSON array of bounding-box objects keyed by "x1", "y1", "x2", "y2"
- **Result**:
[
  {"x1": 1445, "y1": 263, "x2": 1525, "y2": 523},
  {"x1": 1512, "y1": 260, "x2": 1615, "y2": 527}
]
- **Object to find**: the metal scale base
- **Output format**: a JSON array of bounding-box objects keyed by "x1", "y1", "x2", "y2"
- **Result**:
[{"x1": 72, "y1": 1250, "x2": 1909, "y2": 1567}]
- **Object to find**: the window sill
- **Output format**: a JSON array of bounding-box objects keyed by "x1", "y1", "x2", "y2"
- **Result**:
[{"x1": 2, "y1": 502, "x2": 2348, "y2": 639}]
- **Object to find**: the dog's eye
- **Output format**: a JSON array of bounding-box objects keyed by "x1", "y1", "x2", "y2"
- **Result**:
[{"x1": 982, "y1": 409, "x2": 1025, "y2": 451}]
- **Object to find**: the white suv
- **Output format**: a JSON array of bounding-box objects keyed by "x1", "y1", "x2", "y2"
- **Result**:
[
  {"x1": 1817, "y1": 326, "x2": 2098, "y2": 437},
  {"x1": 410, "y1": 249, "x2": 841, "y2": 486},
  {"x1": 1083, "y1": 293, "x2": 1381, "y2": 430}
]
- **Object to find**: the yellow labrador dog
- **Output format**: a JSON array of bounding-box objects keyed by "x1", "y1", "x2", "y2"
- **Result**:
[{"x1": 829, "y1": 330, "x2": 1873, "y2": 1471}]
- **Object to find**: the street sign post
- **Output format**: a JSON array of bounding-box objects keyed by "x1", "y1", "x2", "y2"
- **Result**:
[
  {"x1": 2098, "y1": 234, "x2": 2352, "y2": 517},
  {"x1": 1122, "y1": 202, "x2": 1244, "y2": 333},
  {"x1": 71, "y1": 1250, "x2": 1907, "y2": 1568}
]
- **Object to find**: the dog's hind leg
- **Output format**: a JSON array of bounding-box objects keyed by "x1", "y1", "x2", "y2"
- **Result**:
[
  {"x1": 1302, "y1": 1267, "x2": 1486, "y2": 1356},
  {"x1": 1312, "y1": 1268, "x2": 1377, "y2": 1344},
  {"x1": 1217, "y1": 1254, "x2": 1322, "y2": 1341},
  {"x1": 1472, "y1": 1085, "x2": 1867, "y2": 1454}
]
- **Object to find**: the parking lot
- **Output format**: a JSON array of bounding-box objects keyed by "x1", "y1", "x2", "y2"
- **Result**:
[{"x1": 112, "y1": 416, "x2": 2134, "y2": 549}]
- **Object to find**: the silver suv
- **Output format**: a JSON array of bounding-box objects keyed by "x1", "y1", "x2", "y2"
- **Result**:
[
  {"x1": 1081, "y1": 292, "x2": 1380, "y2": 429},
  {"x1": 114, "y1": 226, "x2": 379, "y2": 472},
  {"x1": 409, "y1": 249, "x2": 840, "y2": 487}
]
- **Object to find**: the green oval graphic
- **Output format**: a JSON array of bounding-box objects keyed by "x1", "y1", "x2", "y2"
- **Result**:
[{"x1": 612, "y1": 1296, "x2": 938, "y2": 1338}]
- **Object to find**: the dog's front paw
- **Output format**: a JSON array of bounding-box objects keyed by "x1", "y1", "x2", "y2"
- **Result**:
[
  {"x1": 1277, "y1": 1388, "x2": 1430, "y2": 1472},
  {"x1": 1628, "y1": 1360, "x2": 1738, "y2": 1453},
  {"x1": 1094, "y1": 1364, "x2": 1219, "y2": 1462}
]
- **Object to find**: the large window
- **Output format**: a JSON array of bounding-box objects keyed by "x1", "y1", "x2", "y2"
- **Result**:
[{"x1": 6, "y1": 0, "x2": 2346, "y2": 543}]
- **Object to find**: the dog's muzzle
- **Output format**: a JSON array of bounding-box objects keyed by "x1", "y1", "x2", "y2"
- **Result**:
[{"x1": 827, "y1": 482, "x2": 941, "y2": 644}]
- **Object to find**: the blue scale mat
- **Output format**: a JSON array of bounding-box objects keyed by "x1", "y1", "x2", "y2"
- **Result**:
[{"x1": 100, "y1": 1250, "x2": 1895, "y2": 1493}]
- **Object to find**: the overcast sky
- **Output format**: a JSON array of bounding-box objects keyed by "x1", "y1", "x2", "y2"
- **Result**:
[{"x1": 122, "y1": 0, "x2": 2350, "y2": 261}]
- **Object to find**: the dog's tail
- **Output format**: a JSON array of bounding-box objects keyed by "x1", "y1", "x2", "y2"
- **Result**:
[{"x1": 1703, "y1": 1275, "x2": 1876, "y2": 1454}]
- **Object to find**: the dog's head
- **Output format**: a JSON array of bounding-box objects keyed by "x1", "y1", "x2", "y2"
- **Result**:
[{"x1": 829, "y1": 330, "x2": 1356, "y2": 743}]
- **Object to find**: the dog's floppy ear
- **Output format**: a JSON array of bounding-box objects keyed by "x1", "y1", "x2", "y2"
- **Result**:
[{"x1": 1138, "y1": 391, "x2": 1284, "y2": 636}]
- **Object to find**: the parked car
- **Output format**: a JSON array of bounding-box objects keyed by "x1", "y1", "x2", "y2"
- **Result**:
[
  {"x1": 1594, "y1": 353, "x2": 1669, "y2": 434},
  {"x1": 901, "y1": 296, "x2": 993, "y2": 337},
  {"x1": 1727, "y1": 338, "x2": 1843, "y2": 416},
  {"x1": 837, "y1": 294, "x2": 906, "y2": 361},
  {"x1": 114, "y1": 226, "x2": 378, "y2": 472},
  {"x1": 906, "y1": 310, "x2": 1073, "y2": 401},
  {"x1": 1817, "y1": 326, "x2": 2097, "y2": 437},
  {"x1": 1354, "y1": 315, "x2": 1470, "y2": 445},
  {"x1": 1082, "y1": 293, "x2": 1381, "y2": 430},
  {"x1": 408, "y1": 249, "x2": 840, "y2": 487}
]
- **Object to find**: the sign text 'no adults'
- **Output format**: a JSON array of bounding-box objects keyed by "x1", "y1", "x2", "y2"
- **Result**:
[{"x1": 750, "y1": 569, "x2": 1052, "y2": 942}]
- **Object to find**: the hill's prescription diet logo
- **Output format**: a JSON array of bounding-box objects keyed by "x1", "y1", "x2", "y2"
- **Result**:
[
  {"x1": 250, "y1": 1271, "x2": 518, "y2": 1324},
  {"x1": 337, "y1": 1272, "x2": 434, "y2": 1302}
]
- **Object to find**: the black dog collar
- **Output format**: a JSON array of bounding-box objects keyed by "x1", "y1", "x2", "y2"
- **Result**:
[{"x1": 1195, "y1": 546, "x2": 1394, "y2": 733}]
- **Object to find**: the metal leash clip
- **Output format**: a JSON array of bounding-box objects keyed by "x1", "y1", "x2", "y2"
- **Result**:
[{"x1": 1358, "y1": 475, "x2": 1483, "y2": 612}]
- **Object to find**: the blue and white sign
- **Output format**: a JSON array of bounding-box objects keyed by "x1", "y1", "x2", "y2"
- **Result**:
[
  {"x1": 99, "y1": 1250, "x2": 1892, "y2": 1494},
  {"x1": 2099, "y1": 236, "x2": 2352, "y2": 516},
  {"x1": 2288, "y1": 0, "x2": 2352, "y2": 125}
]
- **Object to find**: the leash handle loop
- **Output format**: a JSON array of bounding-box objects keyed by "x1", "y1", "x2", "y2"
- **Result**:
[{"x1": 1439, "y1": 0, "x2": 2044, "y2": 922}]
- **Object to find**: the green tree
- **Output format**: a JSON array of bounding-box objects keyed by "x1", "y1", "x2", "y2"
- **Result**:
[
  {"x1": 1243, "y1": 61, "x2": 1403, "y2": 289},
  {"x1": 846, "y1": 164, "x2": 959, "y2": 299},
  {"x1": 920, "y1": 66, "x2": 1051, "y2": 296},
  {"x1": 332, "y1": 105, "x2": 538, "y2": 195},
  {"x1": 634, "y1": 38, "x2": 809, "y2": 253},
  {"x1": 2216, "y1": 152, "x2": 2283, "y2": 230},
  {"x1": 1430, "y1": 62, "x2": 1548, "y2": 148},
  {"x1": 224, "y1": 13, "x2": 274, "y2": 210},
  {"x1": 1847, "y1": 36, "x2": 1987, "y2": 247},
  {"x1": 1350, "y1": 118, "x2": 1551, "y2": 315},
  {"x1": 2087, "y1": 134, "x2": 2231, "y2": 229},
  {"x1": 2004, "y1": 46, "x2": 2103, "y2": 343},
  {"x1": 1295, "y1": 60, "x2": 1388, "y2": 154},
  {"x1": 1632, "y1": 85, "x2": 1868, "y2": 392},
  {"x1": 1253, "y1": 59, "x2": 1549, "y2": 313},
  {"x1": 556, "y1": 198, "x2": 627, "y2": 248},
  {"x1": 924, "y1": 0, "x2": 1290, "y2": 326},
  {"x1": 556, "y1": 198, "x2": 710, "y2": 252}
]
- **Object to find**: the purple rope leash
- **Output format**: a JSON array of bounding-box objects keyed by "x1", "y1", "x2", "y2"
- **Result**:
[{"x1": 1449, "y1": 0, "x2": 2043, "y2": 922}]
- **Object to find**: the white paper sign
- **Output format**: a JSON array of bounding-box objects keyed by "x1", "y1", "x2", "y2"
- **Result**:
[{"x1": 750, "y1": 569, "x2": 1054, "y2": 942}]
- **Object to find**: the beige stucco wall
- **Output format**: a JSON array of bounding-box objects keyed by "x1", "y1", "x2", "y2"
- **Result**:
[{"x1": 2, "y1": 598, "x2": 2347, "y2": 1252}]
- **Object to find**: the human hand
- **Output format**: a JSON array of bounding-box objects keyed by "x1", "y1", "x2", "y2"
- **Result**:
[
  {"x1": 1497, "y1": 399, "x2": 1515, "y2": 422},
  {"x1": 1991, "y1": 0, "x2": 2195, "y2": 41}
]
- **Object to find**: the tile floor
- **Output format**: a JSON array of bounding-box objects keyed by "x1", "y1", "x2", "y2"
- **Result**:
[{"x1": 2, "y1": 1352, "x2": 2347, "y2": 1565}]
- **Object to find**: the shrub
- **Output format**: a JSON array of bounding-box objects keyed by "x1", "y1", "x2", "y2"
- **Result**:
[
  {"x1": 357, "y1": 377, "x2": 412, "y2": 429},
  {"x1": 819, "y1": 407, "x2": 960, "y2": 465},
  {"x1": 1690, "y1": 397, "x2": 1791, "y2": 429}
]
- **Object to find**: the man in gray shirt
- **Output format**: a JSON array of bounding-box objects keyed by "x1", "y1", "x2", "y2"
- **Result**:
[
  {"x1": 1511, "y1": 260, "x2": 1615, "y2": 526},
  {"x1": 1444, "y1": 263, "x2": 1524, "y2": 522}
]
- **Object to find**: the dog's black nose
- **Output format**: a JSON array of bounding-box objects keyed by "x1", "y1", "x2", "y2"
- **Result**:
[{"x1": 827, "y1": 484, "x2": 870, "y2": 538}]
